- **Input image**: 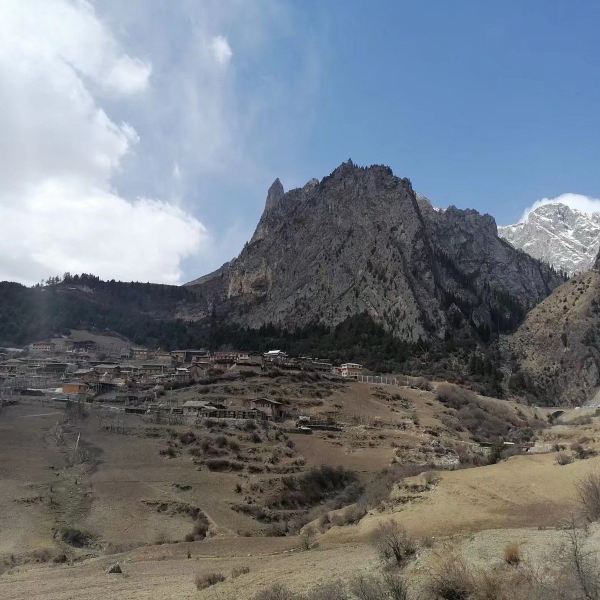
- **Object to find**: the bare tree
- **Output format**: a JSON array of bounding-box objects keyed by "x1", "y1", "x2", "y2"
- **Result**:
[
  {"x1": 562, "y1": 521, "x2": 600, "y2": 600},
  {"x1": 577, "y1": 473, "x2": 600, "y2": 522}
]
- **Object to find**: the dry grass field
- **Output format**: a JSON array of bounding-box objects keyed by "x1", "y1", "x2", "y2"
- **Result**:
[{"x1": 2, "y1": 373, "x2": 600, "y2": 599}]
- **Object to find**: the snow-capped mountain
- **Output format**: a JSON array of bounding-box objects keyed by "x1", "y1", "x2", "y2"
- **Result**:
[{"x1": 498, "y1": 202, "x2": 600, "y2": 275}]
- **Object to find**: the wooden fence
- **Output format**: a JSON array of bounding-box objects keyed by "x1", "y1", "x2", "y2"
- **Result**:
[{"x1": 354, "y1": 374, "x2": 409, "y2": 387}]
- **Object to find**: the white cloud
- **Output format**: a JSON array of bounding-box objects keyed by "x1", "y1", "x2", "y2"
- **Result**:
[
  {"x1": 105, "y1": 55, "x2": 152, "y2": 95},
  {"x1": 0, "y1": 179, "x2": 205, "y2": 285},
  {"x1": 520, "y1": 193, "x2": 600, "y2": 222},
  {"x1": 0, "y1": 0, "x2": 205, "y2": 285},
  {"x1": 208, "y1": 35, "x2": 233, "y2": 66}
]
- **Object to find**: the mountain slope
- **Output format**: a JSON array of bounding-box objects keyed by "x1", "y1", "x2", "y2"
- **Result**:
[
  {"x1": 498, "y1": 203, "x2": 600, "y2": 275},
  {"x1": 506, "y1": 265, "x2": 600, "y2": 406},
  {"x1": 188, "y1": 161, "x2": 564, "y2": 346}
]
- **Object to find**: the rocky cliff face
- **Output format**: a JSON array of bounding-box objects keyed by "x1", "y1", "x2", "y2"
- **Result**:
[
  {"x1": 498, "y1": 203, "x2": 600, "y2": 275},
  {"x1": 188, "y1": 162, "x2": 564, "y2": 345}
]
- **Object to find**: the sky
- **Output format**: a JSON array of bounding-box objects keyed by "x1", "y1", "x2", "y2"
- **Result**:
[{"x1": 2, "y1": 0, "x2": 600, "y2": 285}]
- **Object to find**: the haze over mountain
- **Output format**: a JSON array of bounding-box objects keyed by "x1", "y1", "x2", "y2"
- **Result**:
[
  {"x1": 499, "y1": 202, "x2": 600, "y2": 275},
  {"x1": 188, "y1": 161, "x2": 564, "y2": 347}
]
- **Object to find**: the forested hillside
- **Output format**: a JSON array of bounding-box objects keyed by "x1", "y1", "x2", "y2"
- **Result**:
[{"x1": 0, "y1": 275, "x2": 194, "y2": 348}]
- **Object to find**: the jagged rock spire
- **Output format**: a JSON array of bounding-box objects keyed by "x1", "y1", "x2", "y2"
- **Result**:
[{"x1": 265, "y1": 178, "x2": 284, "y2": 212}]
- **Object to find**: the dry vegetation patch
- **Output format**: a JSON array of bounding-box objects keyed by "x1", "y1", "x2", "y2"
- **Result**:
[
  {"x1": 194, "y1": 571, "x2": 225, "y2": 590},
  {"x1": 436, "y1": 383, "x2": 541, "y2": 443}
]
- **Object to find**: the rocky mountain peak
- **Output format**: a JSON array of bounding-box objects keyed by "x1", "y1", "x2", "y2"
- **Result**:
[
  {"x1": 498, "y1": 202, "x2": 600, "y2": 275},
  {"x1": 189, "y1": 162, "x2": 564, "y2": 347}
]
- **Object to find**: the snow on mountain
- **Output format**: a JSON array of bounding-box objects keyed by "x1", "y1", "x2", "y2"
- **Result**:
[{"x1": 498, "y1": 202, "x2": 600, "y2": 275}]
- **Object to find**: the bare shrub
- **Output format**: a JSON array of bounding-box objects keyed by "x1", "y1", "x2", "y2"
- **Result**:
[
  {"x1": 381, "y1": 574, "x2": 410, "y2": 600},
  {"x1": 300, "y1": 526, "x2": 316, "y2": 550},
  {"x1": 160, "y1": 446, "x2": 177, "y2": 459},
  {"x1": 253, "y1": 584, "x2": 298, "y2": 600},
  {"x1": 185, "y1": 514, "x2": 210, "y2": 542},
  {"x1": 31, "y1": 548, "x2": 51, "y2": 563},
  {"x1": 178, "y1": 431, "x2": 196, "y2": 445},
  {"x1": 577, "y1": 472, "x2": 600, "y2": 522},
  {"x1": 350, "y1": 573, "x2": 408, "y2": 600},
  {"x1": 504, "y1": 542, "x2": 521, "y2": 566},
  {"x1": 205, "y1": 458, "x2": 243, "y2": 471},
  {"x1": 556, "y1": 451, "x2": 574, "y2": 466},
  {"x1": 350, "y1": 575, "x2": 386, "y2": 600},
  {"x1": 572, "y1": 443, "x2": 596, "y2": 460},
  {"x1": 428, "y1": 554, "x2": 474, "y2": 600},
  {"x1": 371, "y1": 521, "x2": 416, "y2": 567},
  {"x1": 194, "y1": 571, "x2": 225, "y2": 590},
  {"x1": 57, "y1": 527, "x2": 96, "y2": 548},
  {"x1": 305, "y1": 581, "x2": 349, "y2": 600},
  {"x1": 410, "y1": 376, "x2": 432, "y2": 391},
  {"x1": 231, "y1": 565, "x2": 250, "y2": 578}
]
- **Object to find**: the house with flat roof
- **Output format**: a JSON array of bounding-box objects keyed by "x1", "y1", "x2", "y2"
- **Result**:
[
  {"x1": 242, "y1": 397, "x2": 283, "y2": 419},
  {"x1": 31, "y1": 341, "x2": 56, "y2": 352},
  {"x1": 171, "y1": 349, "x2": 210, "y2": 363},
  {"x1": 62, "y1": 382, "x2": 88, "y2": 395},
  {"x1": 340, "y1": 363, "x2": 363, "y2": 378}
]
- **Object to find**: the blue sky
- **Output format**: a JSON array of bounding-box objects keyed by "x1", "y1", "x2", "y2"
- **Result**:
[{"x1": 2, "y1": 1, "x2": 600, "y2": 284}]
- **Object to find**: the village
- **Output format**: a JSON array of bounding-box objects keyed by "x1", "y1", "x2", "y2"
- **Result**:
[
  {"x1": 3, "y1": 332, "x2": 599, "y2": 600},
  {"x1": 0, "y1": 334, "x2": 365, "y2": 426}
]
